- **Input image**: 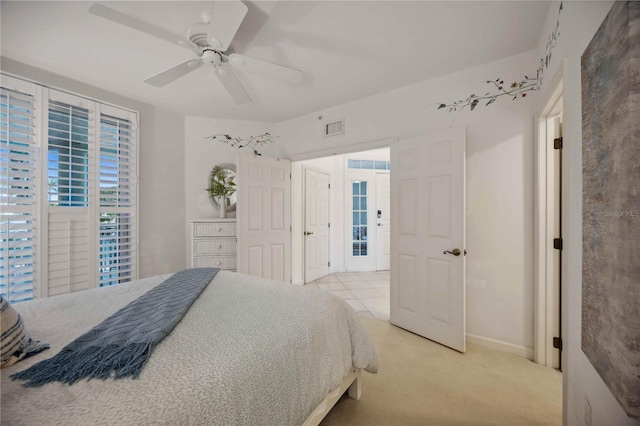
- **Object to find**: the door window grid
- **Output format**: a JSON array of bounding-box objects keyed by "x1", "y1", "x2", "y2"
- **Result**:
[{"x1": 352, "y1": 181, "x2": 368, "y2": 256}]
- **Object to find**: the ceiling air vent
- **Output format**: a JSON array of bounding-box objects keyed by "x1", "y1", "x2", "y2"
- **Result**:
[{"x1": 323, "y1": 118, "x2": 345, "y2": 137}]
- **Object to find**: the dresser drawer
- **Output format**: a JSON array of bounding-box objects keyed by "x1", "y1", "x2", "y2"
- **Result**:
[
  {"x1": 193, "y1": 238, "x2": 236, "y2": 255},
  {"x1": 193, "y1": 255, "x2": 236, "y2": 270},
  {"x1": 193, "y1": 221, "x2": 236, "y2": 237}
]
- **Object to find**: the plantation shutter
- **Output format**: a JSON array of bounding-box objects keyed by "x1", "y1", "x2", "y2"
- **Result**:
[
  {"x1": 0, "y1": 80, "x2": 38, "y2": 302},
  {"x1": 45, "y1": 90, "x2": 95, "y2": 296},
  {"x1": 1, "y1": 75, "x2": 137, "y2": 300},
  {"x1": 98, "y1": 105, "x2": 137, "y2": 287}
]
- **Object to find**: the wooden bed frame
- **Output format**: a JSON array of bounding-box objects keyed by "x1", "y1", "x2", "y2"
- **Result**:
[{"x1": 302, "y1": 368, "x2": 362, "y2": 426}]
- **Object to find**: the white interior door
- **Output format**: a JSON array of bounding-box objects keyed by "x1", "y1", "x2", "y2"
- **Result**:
[
  {"x1": 390, "y1": 128, "x2": 466, "y2": 352},
  {"x1": 304, "y1": 168, "x2": 330, "y2": 283},
  {"x1": 237, "y1": 154, "x2": 291, "y2": 283},
  {"x1": 375, "y1": 173, "x2": 391, "y2": 271}
]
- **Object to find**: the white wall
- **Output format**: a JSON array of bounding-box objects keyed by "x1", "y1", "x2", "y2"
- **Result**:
[
  {"x1": 277, "y1": 51, "x2": 538, "y2": 354},
  {"x1": 1, "y1": 57, "x2": 187, "y2": 278},
  {"x1": 535, "y1": 2, "x2": 639, "y2": 425},
  {"x1": 183, "y1": 117, "x2": 275, "y2": 264}
]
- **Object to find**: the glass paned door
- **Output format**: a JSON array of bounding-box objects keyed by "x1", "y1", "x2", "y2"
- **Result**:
[{"x1": 352, "y1": 181, "x2": 368, "y2": 256}]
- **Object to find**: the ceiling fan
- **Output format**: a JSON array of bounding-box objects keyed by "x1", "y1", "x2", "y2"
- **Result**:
[{"x1": 88, "y1": 2, "x2": 302, "y2": 105}]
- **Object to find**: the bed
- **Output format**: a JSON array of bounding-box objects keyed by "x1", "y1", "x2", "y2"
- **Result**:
[{"x1": 1, "y1": 270, "x2": 378, "y2": 425}]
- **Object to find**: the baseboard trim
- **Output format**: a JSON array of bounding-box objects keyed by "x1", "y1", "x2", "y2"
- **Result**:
[{"x1": 466, "y1": 333, "x2": 534, "y2": 360}]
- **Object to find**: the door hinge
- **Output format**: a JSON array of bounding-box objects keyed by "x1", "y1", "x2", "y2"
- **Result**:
[
  {"x1": 328, "y1": 222, "x2": 331, "y2": 228},
  {"x1": 553, "y1": 238, "x2": 563, "y2": 250},
  {"x1": 328, "y1": 183, "x2": 331, "y2": 189},
  {"x1": 328, "y1": 261, "x2": 331, "y2": 267},
  {"x1": 554, "y1": 137, "x2": 563, "y2": 150},
  {"x1": 553, "y1": 337, "x2": 563, "y2": 350},
  {"x1": 290, "y1": 226, "x2": 292, "y2": 232}
]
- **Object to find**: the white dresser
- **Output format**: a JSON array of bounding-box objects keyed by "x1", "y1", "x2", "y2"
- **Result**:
[{"x1": 190, "y1": 219, "x2": 236, "y2": 271}]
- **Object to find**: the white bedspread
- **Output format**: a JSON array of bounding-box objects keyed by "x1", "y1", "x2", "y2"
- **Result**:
[{"x1": 1, "y1": 271, "x2": 378, "y2": 425}]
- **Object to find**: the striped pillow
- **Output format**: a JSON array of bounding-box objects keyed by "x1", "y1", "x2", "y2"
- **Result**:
[{"x1": 1, "y1": 296, "x2": 49, "y2": 368}]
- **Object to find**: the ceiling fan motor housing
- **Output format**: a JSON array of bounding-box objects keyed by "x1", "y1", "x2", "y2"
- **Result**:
[{"x1": 202, "y1": 50, "x2": 222, "y2": 67}]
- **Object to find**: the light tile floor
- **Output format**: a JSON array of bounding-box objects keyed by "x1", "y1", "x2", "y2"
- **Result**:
[{"x1": 304, "y1": 271, "x2": 390, "y2": 320}]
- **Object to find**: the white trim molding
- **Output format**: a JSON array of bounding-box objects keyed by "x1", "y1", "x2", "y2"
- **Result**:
[{"x1": 466, "y1": 333, "x2": 534, "y2": 360}]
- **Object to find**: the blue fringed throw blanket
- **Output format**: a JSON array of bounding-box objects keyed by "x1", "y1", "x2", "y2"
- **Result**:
[{"x1": 11, "y1": 268, "x2": 219, "y2": 387}]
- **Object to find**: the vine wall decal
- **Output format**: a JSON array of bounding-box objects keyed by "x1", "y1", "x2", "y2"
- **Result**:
[
  {"x1": 438, "y1": 2, "x2": 563, "y2": 114},
  {"x1": 206, "y1": 133, "x2": 276, "y2": 156}
]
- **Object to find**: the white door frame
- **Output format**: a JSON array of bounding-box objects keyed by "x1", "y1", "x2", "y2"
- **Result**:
[
  {"x1": 375, "y1": 172, "x2": 391, "y2": 271},
  {"x1": 534, "y1": 62, "x2": 565, "y2": 368}
]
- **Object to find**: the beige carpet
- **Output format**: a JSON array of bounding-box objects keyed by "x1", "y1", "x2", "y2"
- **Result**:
[{"x1": 322, "y1": 317, "x2": 562, "y2": 425}]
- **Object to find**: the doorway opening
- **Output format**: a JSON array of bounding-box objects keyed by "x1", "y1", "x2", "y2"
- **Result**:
[{"x1": 291, "y1": 147, "x2": 391, "y2": 320}]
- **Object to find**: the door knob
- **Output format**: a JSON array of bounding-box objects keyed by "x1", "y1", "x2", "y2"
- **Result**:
[
  {"x1": 304, "y1": 231, "x2": 314, "y2": 236},
  {"x1": 443, "y1": 248, "x2": 461, "y2": 256}
]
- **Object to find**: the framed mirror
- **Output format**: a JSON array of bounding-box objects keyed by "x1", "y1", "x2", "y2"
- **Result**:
[{"x1": 208, "y1": 163, "x2": 237, "y2": 214}]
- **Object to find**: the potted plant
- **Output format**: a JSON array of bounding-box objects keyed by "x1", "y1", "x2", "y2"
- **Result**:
[{"x1": 206, "y1": 164, "x2": 236, "y2": 218}]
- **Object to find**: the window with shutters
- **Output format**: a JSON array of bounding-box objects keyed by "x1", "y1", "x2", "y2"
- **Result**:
[
  {"x1": 98, "y1": 112, "x2": 136, "y2": 287},
  {"x1": 0, "y1": 75, "x2": 138, "y2": 301},
  {"x1": 0, "y1": 85, "x2": 37, "y2": 303}
]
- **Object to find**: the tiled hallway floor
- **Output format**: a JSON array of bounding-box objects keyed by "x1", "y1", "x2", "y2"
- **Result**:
[{"x1": 304, "y1": 271, "x2": 390, "y2": 320}]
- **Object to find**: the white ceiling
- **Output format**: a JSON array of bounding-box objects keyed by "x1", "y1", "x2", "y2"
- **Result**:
[{"x1": 1, "y1": 1, "x2": 550, "y2": 122}]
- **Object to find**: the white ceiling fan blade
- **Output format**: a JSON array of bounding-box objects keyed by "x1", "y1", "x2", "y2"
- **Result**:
[
  {"x1": 89, "y1": 4, "x2": 188, "y2": 50},
  {"x1": 227, "y1": 54, "x2": 302, "y2": 85},
  {"x1": 215, "y1": 66, "x2": 251, "y2": 105},
  {"x1": 145, "y1": 59, "x2": 203, "y2": 87},
  {"x1": 204, "y1": 1, "x2": 248, "y2": 51}
]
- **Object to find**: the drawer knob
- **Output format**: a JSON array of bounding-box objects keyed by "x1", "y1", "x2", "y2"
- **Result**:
[
  {"x1": 217, "y1": 228, "x2": 222, "y2": 232},
  {"x1": 219, "y1": 245, "x2": 223, "y2": 249}
]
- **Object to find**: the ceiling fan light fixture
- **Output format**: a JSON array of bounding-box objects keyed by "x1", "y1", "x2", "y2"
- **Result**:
[{"x1": 216, "y1": 67, "x2": 230, "y2": 76}]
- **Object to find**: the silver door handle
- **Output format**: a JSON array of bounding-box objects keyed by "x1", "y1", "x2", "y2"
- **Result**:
[
  {"x1": 304, "y1": 231, "x2": 314, "y2": 236},
  {"x1": 443, "y1": 248, "x2": 461, "y2": 256}
]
